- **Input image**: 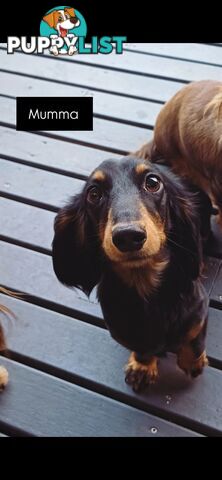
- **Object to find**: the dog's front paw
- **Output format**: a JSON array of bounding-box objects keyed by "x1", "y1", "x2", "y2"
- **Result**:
[
  {"x1": 50, "y1": 46, "x2": 59, "y2": 56},
  {"x1": 68, "y1": 45, "x2": 77, "y2": 56},
  {"x1": 0, "y1": 366, "x2": 9, "y2": 390},
  {"x1": 125, "y1": 353, "x2": 158, "y2": 393},
  {"x1": 177, "y1": 349, "x2": 208, "y2": 378}
]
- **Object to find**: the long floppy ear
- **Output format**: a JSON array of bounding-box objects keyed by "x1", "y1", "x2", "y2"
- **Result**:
[
  {"x1": 52, "y1": 193, "x2": 102, "y2": 296},
  {"x1": 64, "y1": 7, "x2": 75, "y2": 17},
  {"x1": 161, "y1": 168, "x2": 203, "y2": 280},
  {"x1": 43, "y1": 11, "x2": 55, "y2": 28}
]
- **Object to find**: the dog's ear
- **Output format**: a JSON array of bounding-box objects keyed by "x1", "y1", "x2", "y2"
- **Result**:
[
  {"x1": 52, "y1": 193, "x2": 102, "y2": 296},
  {"x1": 64, "y1": 7, "x2": 75, "y2": 17},
  {"x1": 162, "y1": 171, "x2": 203, "y2": 280},
  {"x1": 43, "y1": 11, "x2": 55, "y2": 28}
]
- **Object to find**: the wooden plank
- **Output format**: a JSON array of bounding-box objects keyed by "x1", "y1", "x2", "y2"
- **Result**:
[
  {"x1": 0, "y1": 49, "x2": 184, "y2": 102},
  {"x1": 0, "y1": 127, "x2": 119, "y2": 179},
  {"x1": 125, "y1": 43, "x2": 222, "y2": 66},
  {"x1": 2, "y1": 292, "x2": 222, "y2": 372},
  {"x1": 210, "y1": 263, "x2": 222, "y2": 308},
  {"x1": 0, "y1": 296, "x2": 220, "y2": 435},
  {"x1": 40, "y1": 48, "x2": 222, "y2": 83},
  {"x1": 0, "y1": 97, "x2": 151, "y2": 154},
  {"x1": 0, "y1": 241, "x2": 102, "y2": 322},
  {"x1": 0, "y1": 358, "x2": 195, "y2": 437},
  {"x1": 0, "y1": 158, "x2": 84, "y2": 211},
  {"x1": 207, "y1": 308, "x2": 222, "y2": 364},
  {"x1": 0, "y1": 71, "x2": 161, "y2": 128},
  {"x1": 0, "y1": 198, "x2": 54, "y2": 252},
  {"x1": 207, "y1": 220, "x2": 222, "y2": 259},
  {"x1": 202, "y1": 257, "x2": 222, "y2": 296}
]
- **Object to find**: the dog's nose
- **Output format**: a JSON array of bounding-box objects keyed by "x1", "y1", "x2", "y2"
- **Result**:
[
  {"x1": 112, "y1": 225, "x2": 147, "y2": 252},
  {"x1": 70, "y1": 16, "x2": 79, "y2": 24}
]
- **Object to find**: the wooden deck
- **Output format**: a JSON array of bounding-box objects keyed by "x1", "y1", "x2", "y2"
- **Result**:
[{"x1": 0, "y1": 43, "x2": 222, "y2": 437}]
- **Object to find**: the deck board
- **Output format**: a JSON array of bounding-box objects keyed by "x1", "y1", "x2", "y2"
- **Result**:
[
  {"x1": 0, "y1": 71, "x2": 161, "y2": 127},
  {"x1": 1, "y1": 44, "x2": 222, "y2": 436},
  {"x1": 0, "y1": 299, "x2": 219, "y2": 436},
  {"x1": 41, "y1": 48, "x2": 222, "y2": 82},
  {"x1": 1, "y1": 358, "x2": 199, "y2": 437},
  {"x1": 125, "y1": 43, "x2": 222, "y2": 66},
  {"x1": 0, "y1": 127, "x2": 119, "y2": 179},
  {"x1": 0, "y1": 48, "x2": 184, "y2": 102},
  {"x1": 0, "y1": 96, "x2": 152, "y2": 154}
]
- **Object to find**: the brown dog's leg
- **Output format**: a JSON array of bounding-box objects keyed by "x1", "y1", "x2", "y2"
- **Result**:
[
  {"x1": 0, "y1": 324, "x2": 8, "y2": 390},
  {"x1": 177, "y1": 318, "x2": 208, "y2": 378},
  {"x1": 125, "y1": 351, "x2": 158, "y2": 392}
]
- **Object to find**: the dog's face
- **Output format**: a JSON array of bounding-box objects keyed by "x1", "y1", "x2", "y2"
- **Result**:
[
  {"x1": 43, "y1": 8, "x2": 80, "y2": 36},
  {"x1": 52, "y1": 156, "x2": 202, "y2": 295},
  {"x1": 85, "y1": 157, "x2": 167, "y2": 268}
]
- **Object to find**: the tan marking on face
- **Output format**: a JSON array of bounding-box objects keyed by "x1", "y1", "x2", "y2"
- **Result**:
[
  {"x1": 114, "y1": 255, "x2": 169, "y2": 297},
  {"x1": 102, "y1": 204, "x2": 168, "y2": 296},
  {"x1": 125, "y1": 352, "x2": 158, "y2": 384},
  {"x1": 102, "y1": 203, "x2": 166, "y2": 264},
  {"x1": 135, "y1": 164, "x2": 148, "y2": 175},
  {"x1": 139, "y1": 203, "x2": 166, "y2": 256},
  {"x1": 92, "y1": 170, "x2": 106, "y2": 182}
]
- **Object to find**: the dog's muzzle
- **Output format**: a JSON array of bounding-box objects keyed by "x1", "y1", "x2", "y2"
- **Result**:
[
  {"x1": 112, "y1": 225, "x2": 147, "y2": 252},
  {"x1": 70, "y1": 16, "x2": 79, "y2": 25}
]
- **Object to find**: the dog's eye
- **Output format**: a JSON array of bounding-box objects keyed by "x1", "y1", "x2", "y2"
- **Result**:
[
  {"x1": 87, "y1": 186, "x2": 103, "y2": 205},
  {"x1": 65, "y1": 14, "x2": 70, "y2": 19},
  {"x1": 58, "y1": 16, "x2": 63, "y2": 21},
  {"x1": 144, "y1": 174, "x2": 162, "y2": 193}
]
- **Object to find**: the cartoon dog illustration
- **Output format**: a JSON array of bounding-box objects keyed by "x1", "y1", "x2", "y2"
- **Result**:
[{"x1": 43, "y1": 7, "x2": 80, "y2": 56}]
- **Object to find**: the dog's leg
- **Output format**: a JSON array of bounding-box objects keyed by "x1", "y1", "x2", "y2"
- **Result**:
[
  {"x1": 125, "y1": 352, "x2": 158, "y2": 392},
  {"x1": 49, "y1": 45, "x2": 59, "y2": 56},
  {"x1": 177, "y1": 318, "x2": 208, "y2": 378},
  {"x1": 0, "y1": 324, "x2": 8, "y2": 390}
]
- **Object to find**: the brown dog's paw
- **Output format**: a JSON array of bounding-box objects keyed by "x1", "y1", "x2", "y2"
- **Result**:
[
  {"x1": 0, "y1": 366, "x2": 9, "y2": 390},
  {"x1": 177, "y1": 349, "x2": 208, "y2": 378},
  {"x1": 125, "y1": 353, "x2": 158, "y2": 392}
]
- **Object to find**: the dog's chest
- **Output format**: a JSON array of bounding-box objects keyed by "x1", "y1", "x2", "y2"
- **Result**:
[{"x1": 98, "y1": 279, "x2": 180, "y2": 354}]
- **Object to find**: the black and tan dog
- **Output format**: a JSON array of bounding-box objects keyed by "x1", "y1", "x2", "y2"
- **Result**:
[{"x1": 52, "y1": 156, "x2": 210, "y2": 392}]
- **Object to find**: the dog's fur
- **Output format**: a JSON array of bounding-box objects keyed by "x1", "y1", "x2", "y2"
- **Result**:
[
  {"x1": 52, "y1": 156, "x2": 210, "y2": 392},
  {"x1": 134, "y1": 80, "x2": 222, "y2": 227},
  {"x1": 0, "y1": 288, "x2": 11, "y2": 390}
]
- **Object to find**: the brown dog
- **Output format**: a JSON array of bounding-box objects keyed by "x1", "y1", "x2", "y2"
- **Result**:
[{"x1": 134, "y1": 80, "x2": 222, "y2": 226}]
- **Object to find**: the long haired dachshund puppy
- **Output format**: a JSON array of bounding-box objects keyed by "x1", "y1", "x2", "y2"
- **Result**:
[
  {"x1": 52, "y1": 156, "x2": 209, "y2": 392},
  {"x1": 135, "y1": 80, "x2": 222, "y2": 227}
]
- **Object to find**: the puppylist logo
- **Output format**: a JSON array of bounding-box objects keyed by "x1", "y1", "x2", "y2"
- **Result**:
[{"x1": 7, "y1": 5, "x2": 127, "y2": 55}]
